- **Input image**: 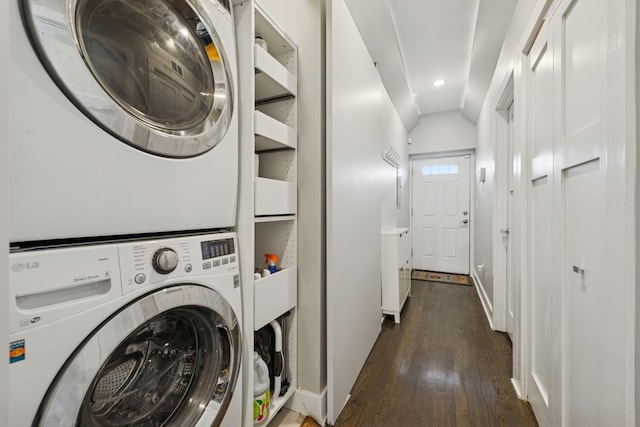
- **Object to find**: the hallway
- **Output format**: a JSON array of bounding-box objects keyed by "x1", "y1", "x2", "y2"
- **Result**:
[{"x1": 334, "y1": 279, "x2": 538, "y2": 426}]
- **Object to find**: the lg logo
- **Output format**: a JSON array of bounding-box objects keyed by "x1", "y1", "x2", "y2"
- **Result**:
[{"x1": 11, "y1": 261, "x2": 40, "y2": 272}]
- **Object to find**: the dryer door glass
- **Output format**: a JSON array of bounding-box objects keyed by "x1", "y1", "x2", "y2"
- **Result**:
[
  {"x1": 22, "y1": 0, "x2": 233, "y2": 158},
  {"x1": 34, "y1": 285, "x2": 241, "y2": 426}
]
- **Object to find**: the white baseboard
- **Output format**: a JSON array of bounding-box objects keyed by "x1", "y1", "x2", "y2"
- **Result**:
[
  {"x1": 511, "y1": 377, "x2": 524, "y2": 399},
  {"x1": 471, "y1": 268, "x2": 494, "y2": 330},
  {"x1": 287, "y1": 387, "x2": 327, "y2": 425}
]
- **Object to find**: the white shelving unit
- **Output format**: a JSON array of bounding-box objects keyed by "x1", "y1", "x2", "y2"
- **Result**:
[
  {"x1": 234, "y1": 1, "x2": 298, "y2": 425},
  {"x1": 381, "y1": 228, "x2": 411, "y2": 323}
]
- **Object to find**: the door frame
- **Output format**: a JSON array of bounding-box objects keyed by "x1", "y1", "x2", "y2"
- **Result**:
[
  {"x1": 409, "y1": 150, "x2": 476, "y2": 278},
  {"x1": 494, "y1": 67, "x2": 529, "y2": 399}
]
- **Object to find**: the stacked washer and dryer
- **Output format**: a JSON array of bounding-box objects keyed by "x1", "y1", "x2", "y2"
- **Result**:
[{"x1": 8, "y1": 0, "x2": 243, "y2": 425}]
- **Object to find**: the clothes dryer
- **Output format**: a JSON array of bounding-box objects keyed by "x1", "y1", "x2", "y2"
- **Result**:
[
  {"x1": 9, "y1": 232, "x2": 242, "y2": 426},
  {"x1": 9, "y1": 0, "x2": 238, "y2": 242}
]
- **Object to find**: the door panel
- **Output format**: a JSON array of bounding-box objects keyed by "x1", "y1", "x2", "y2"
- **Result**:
[
  {"x1": 563, "y1": 159, "x2": 602, "y2": 426},
  {"x1": 506, "y1": 102, "x2": 517, "y2": 340},
  {"x1": 563, "y1": 0, "x2": 601, "y2": 140},
  {"x1": 412, "y1": 156, "x2": 470, "y2": 275},
  {"x1": 558, "y1": 0, "x2": 626, "y2": 423},
  {"x1": 527, "y1": 23, "x2": 556, "y2": 427}
]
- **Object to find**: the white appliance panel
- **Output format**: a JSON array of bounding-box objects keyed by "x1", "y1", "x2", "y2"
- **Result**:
[
  {"x1": 9, "y1": 0, "x2": 239, "y2": 242},
  {"x1": 8, "y1": 233, "x2": 242, "y2": 426}
]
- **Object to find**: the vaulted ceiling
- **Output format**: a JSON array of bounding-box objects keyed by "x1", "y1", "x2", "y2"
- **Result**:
[{"x1": 345, "y1": 0, "x2": 517, "y2": 131}]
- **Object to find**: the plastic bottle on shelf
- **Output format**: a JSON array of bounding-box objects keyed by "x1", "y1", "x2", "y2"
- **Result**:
[
  {"x1": 265, "y1": 253, "x2": 279, "y2": 274},
  {"x1": 253, "y1": 352, "x2": 270, "y2": 425}
]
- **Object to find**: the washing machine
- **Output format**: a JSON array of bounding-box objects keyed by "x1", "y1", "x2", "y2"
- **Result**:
[
  {"x1": 9, "y1": 0, "x2": 238, "y2": 243},
  {"x1": 8, "y1": 232, "x2": 243, "y2": 426}
]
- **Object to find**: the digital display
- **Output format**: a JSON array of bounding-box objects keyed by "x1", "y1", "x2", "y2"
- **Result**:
[{"x1": 201, "y1": 238, "x2": 235, "y2": 260}]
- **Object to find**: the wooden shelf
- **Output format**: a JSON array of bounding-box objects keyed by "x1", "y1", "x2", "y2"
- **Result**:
[{"x1": 255, "y1": 110, "x2": 297, "y2": 151}]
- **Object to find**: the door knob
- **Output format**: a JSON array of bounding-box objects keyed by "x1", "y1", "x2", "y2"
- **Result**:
[
  {"x1": 500, "y1": 228, "x2": 510, "y2": 236},
  {"x1": 463, "y1": 211, "x2": 468, "y2": 216},
  {"x1": 462, "y1": 219, "x2": 469, "y2": 224}
]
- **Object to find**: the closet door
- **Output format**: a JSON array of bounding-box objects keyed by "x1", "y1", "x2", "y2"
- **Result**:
[
  {"x1": 526, "y1": 22, "x2": 558, "y2": 427},
  {"x1": 526, "y1": 0, "x2": 633, "y2": 424},
  {"x1": 555, "y1": 0, "x2": 630, "y2": 423}
]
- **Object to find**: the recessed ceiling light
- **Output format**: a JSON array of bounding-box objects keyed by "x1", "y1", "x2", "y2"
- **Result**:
[{"x1": 433, "y1": 79, "x2": 445, "y2": 87}]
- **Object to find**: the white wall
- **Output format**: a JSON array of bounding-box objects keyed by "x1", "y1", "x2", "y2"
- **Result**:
[
  {"x1": 408, "y1": 110, "x2": 476, "y2": 155},
  {"x1": 1, "y1": 0, "x2": 8, "y2": 421},
  {"x1": 473, "y1": 0, "x2": 537, "y2": 321},
  {"x1": 636, "y1": 0, "x2": 640, "y2": 421},
  {"x1": 380, "y1": 88, "x2": 410, "y2": 231},
  {"x1": 256, "y1": 0, "x2": 327, "y2": 397},
  {"x1": 344, "y1": 0, "x2": 419, "y2": 131},
  {"x1": 327, "y1": 0, "x2": 405, "y2": 421}
]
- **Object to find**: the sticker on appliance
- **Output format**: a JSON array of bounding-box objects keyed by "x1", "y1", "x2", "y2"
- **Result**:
[{"x1": 9, "y1": 340, "x2": 25, "y2": 364}]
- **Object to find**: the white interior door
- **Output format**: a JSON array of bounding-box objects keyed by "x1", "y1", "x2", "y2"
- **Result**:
[
  {"x1": 506, "y1": 103, "x2": 517, "y2": 340},
  {"x1": 525, "y1": 0, "x2": 631, "y2": 424},
  {"x1": 412, "y1": 156, "x2": 470, "y2": 275},
  {"x1": 557, "y1": 0, "x2": 628, "y2": 423},
  {"x1": 526, "y1": 22, "x2": 557, "y2": 427}
]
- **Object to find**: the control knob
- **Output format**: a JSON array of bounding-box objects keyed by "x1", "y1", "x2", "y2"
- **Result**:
[{"x1": 152, "y1": 247, "x2": 179, "y2": 274}]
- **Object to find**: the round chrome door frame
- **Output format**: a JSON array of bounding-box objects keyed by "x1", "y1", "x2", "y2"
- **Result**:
[
  {"x1": 34, "y1": 284, "x2": 241, "y2": 426},
  {"x1": 21, "y1": 0, "x2": 234, "y2": 158}
]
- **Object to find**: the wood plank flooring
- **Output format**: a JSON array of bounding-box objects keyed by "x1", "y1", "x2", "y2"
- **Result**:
[{"x1": 334, "y1": 280, "x2": 538, "y2": 427}]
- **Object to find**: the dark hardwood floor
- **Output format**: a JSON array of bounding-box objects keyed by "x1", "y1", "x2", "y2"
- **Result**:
[{"x1": 334, "y1": 280, "x2": 538, "y2": 427}]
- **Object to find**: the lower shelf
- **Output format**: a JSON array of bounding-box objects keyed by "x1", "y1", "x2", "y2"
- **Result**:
[
  {"x1": 265, "y1": 387, "x2": 297, "y2": 426},
  {"x1": 254, "y1": 267, "x2": 297, "y2": 330}
]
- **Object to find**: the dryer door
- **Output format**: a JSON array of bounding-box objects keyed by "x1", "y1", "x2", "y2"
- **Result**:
[
  {"x1": 35, "y1": 284, "x2": 241, "y2": 426},
  {"x1": 21, "y1": 0, "x2": 233, "y2": 158}
]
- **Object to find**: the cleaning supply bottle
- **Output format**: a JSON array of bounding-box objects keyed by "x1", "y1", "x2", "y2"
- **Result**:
[
  {"x1": 265, "y1": 253, "x2": 279, "y2": 274},
  {"x1": 253, "y1": 352, "x2": 270, "y2": 424}
]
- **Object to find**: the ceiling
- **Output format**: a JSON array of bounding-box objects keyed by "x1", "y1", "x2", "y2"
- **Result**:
[{"x1": 345, "y1": 0, "x2": 517, "y2": 130}]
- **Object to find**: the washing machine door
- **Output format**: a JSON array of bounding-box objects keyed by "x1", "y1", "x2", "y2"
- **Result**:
[
  {"x1": 34, "y1": 285, "x2": 241, "y2": 427},
  {"x1": 21, "y1": 0, "x2": 233, "y2": 158}
]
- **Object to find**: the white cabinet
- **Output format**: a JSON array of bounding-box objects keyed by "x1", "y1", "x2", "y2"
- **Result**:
[
  {"x1": 235, "y1": 2, "x2": 298, "y2": 425},
  {"x1": 381, "y1": 228, "x2": 411, "y2": 323}
]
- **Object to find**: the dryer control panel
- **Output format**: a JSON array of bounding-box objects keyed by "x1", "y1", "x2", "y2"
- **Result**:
[{"x1": 119, "y1": 233, "x2": 239, "y2": 295}]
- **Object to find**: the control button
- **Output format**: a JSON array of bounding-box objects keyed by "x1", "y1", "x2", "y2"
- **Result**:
[
  {"x1": 203, "y1": 261, "x2": 212, "y2": 270},
  {"x1": 213, "y1": 260, "x2": 221, "y2": 267},
  {"x1": 230, "y1": 256, "x2": 236, "y2": 263},
  {"x1": 233, "y1": 275, "x2": 240, "y2": 288},
  {"x1": 221, "y1": 258, "x2": 229, "y2": 265},
  {"x1": 185, "y1": 263, "x2": 193, "y2": 273},
  {"x1": 152, "y1": 247, "x2": 179, "y2": 274},
  {"x1": 134, "y1": 273, "x2": 146, "y2": 284}
]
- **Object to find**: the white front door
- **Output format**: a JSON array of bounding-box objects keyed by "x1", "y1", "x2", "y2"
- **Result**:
[{"x1": 412, "y1": 156, "x2": 470, "y2": 275}]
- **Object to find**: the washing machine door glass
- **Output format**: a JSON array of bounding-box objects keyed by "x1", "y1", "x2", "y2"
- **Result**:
[
  {"x1": 22, "y1": 0, "x2": 233, "y2": 158},
  {"x1": 35, "y1": 285, "x2": 241, "y2": 427}
]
